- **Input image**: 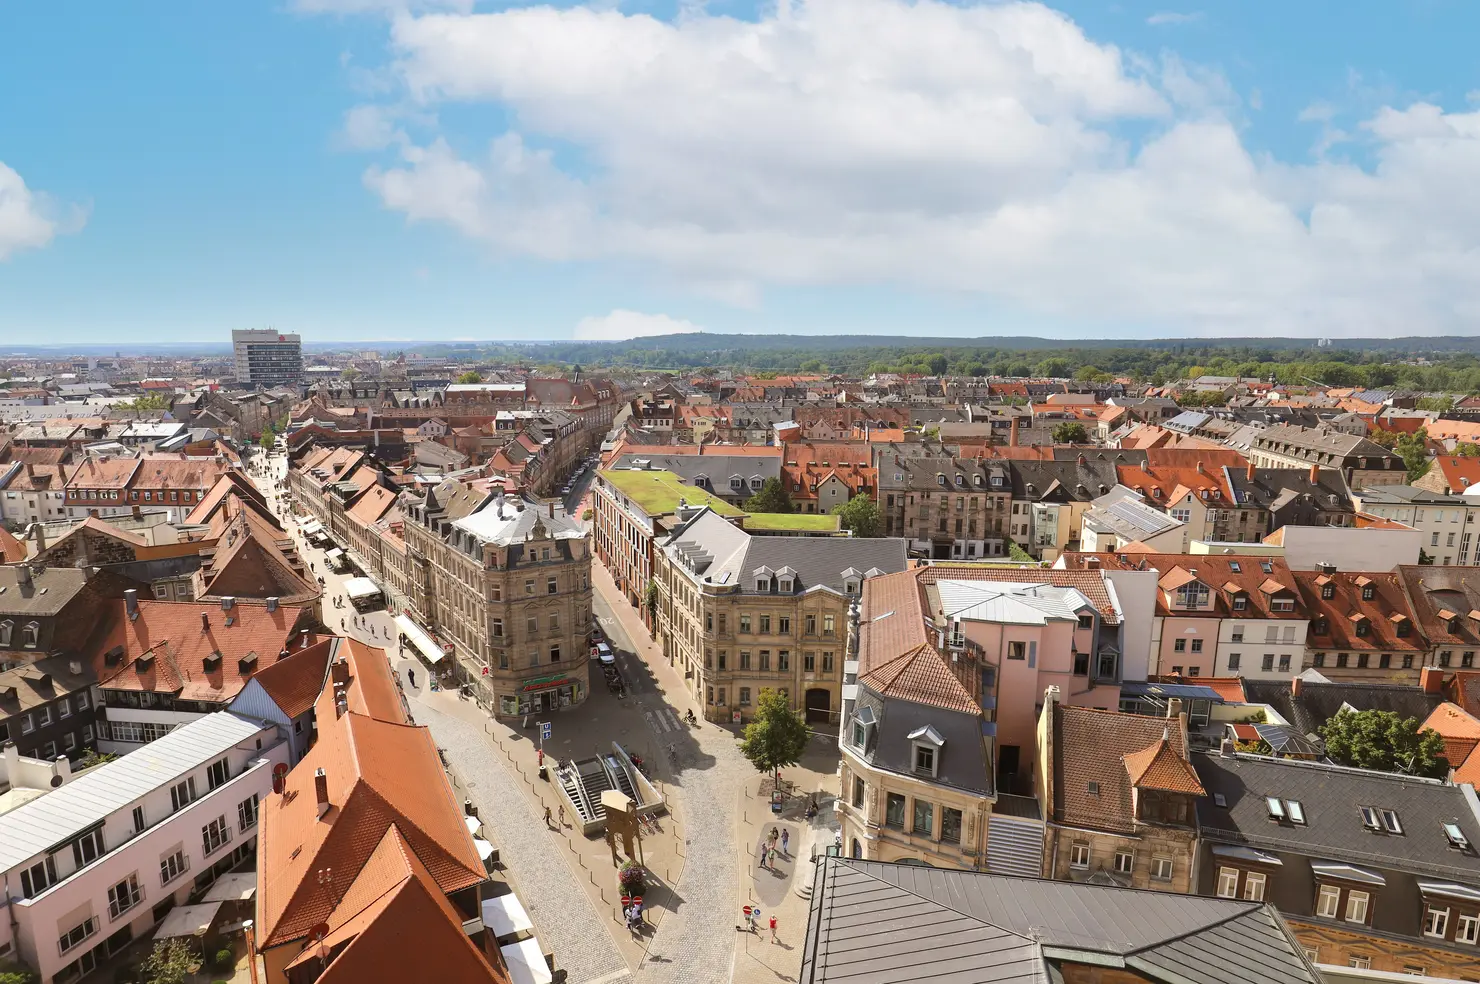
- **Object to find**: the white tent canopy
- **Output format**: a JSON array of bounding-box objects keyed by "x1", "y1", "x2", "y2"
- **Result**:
[
  {"x1": 482, "y1": 894, "x2": 533, "y2": 938},
  {"x1": 395, "y1": 614, "x2": 445, "y2": 664},
  {"x1": 343, "y1": 576, "x2": 382, "y2": 600},
  {"x1": 500, "y1": 939, "x2": 553, "y2": 984}
]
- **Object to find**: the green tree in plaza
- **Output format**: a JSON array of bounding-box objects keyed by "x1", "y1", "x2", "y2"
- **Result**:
[
  {"x1": 259, "y1": 423, "x2": 276, "y2": 449},
  {"x1": 740, "y1": 688, "x2": 810, "y2": 787},
  {"x1": 123, "y1": 393, "x2": 171, "y2": 412},
  {"x1": 744, "y1": 477, "x2": 793, "y2": 514},
  {"x1": 832, "y1": 493, "x2": 883, "y2": 537},
  {"x1": 340, "y1": 366, "x2": 360, "y2": 381},
  {"x1": 1319, "y1": 709, "x2": 1447, "y2": 779},
  {"x1": 1051, "y1": 421, "x2": 1089, "y2": 445},
  {"x1": 457, "y1": 370, "x2": 483, "y2": 384},
  {"x1": 141, "y1": 939, "x2": 195, "y2": 984}
]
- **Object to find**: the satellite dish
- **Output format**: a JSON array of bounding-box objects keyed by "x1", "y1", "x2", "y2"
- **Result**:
[
  {"x1": 309, "y1": 922, "x2": 330, "y2": 943},
  {"x1": 50, "y1": 775, "x2": 64, "y2": 788}
]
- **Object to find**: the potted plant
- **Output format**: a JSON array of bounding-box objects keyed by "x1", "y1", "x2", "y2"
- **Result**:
[{"x1": 618, "y1": 860, "x2": 648, "y2": 897}]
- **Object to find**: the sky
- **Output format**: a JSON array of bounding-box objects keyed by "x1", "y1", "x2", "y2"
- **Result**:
[{"x1": 4, "y1": 1, "x2": 1480, "y2": 345}]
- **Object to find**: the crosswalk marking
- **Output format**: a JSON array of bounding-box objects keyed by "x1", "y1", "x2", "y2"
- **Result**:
[{"x1": 644, "y1": 707, "x2": 682, "y2": 734}]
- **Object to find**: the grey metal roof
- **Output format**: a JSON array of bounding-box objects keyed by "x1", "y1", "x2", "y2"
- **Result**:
[
  {"x1": 0, "y1": 711, "x2": 273, "y2": 873},
  {"x1": 800, "y1": 858, "x2": 1318, "y2": 984},
  {"x1": 1192, "y1": 752, "x2": 1480, "y2": 880},
  {"x1": 1120, "y1": 682, "x2": 1226, "y2": 703},
  {"x1": 1241, "y1": 679, "x2": 1444, "y2": 737}
]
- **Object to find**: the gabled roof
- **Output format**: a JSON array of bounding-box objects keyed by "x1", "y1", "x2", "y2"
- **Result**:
[
  {"x1": 246, "y1": 639, "x2": 334, "y2": 720},
  {"x1": 289, "y1": 826, "x2": 510, "y2": 984},
  {"x1": 256, "y1": 707, "x2": 485, "y2": 947},
  {"x1": 800, "y1": 858, "x2": 1319, "y2": 984},
  {"x1": 1123, "y1": 736, "x2": 1207, "y2": 795}
]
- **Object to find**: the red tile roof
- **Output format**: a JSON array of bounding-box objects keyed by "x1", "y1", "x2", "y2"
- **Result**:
[
  {"x1": 858, "y1": 643, "x2": 978, "y2": 715},
  {"x1": 255, "y1": 708, "x2": 486, "y2": 948},
  {"x1": 1052, "y1": 703, "x2": 1199, "y2": 834},
  {"x1": 1294, "y1": 569, "x2": 1426, "y2": 654},
  {"x1": 1122, "y1": 736, "x2": 1207, "y2": 795},
  {"x1": 247, "y1": 639, "x2": 333, "y2": 720},
  {"x1": 89, "y1": 599, "x2": 315, "y2": 702}
]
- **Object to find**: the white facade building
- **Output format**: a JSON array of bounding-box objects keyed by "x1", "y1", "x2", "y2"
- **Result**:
[
  {"x1": 0, "y1": 713, "x2": 287, "y2": 984},
  {"x1": 231, "y1": 329, "x2": 302, "y2": 387}
]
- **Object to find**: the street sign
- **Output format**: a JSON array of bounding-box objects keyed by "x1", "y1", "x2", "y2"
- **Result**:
[{"x1": 540, "y1": 722, "x2": 552, "y2": 742}]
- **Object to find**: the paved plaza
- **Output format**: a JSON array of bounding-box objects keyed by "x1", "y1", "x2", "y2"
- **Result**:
[{"x1": 249, "y1": 450, "x2": 842, "y2": 984}]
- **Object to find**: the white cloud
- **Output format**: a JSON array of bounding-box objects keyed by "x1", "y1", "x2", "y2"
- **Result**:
[
  {"x1": 294, "y1": 0, "x2": 471, "y2": 14},
  {"x1": 0, "y1": 162, "x2": 79, "y2": 261},
  {"x1": 574, "y1": 309, "x2": 703, "y2": 341},
  {"x1": 1146, "y1": 11, "x2": 1201, "y2": 26},
  {"x1": 348, "y1": 0, "x2": 1480, "y2": 336}
]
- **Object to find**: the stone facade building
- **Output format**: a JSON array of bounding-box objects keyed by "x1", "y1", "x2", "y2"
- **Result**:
[
  {"x1": 405, "y1": 483, "x2": 593, "y2": 717},
  {"x1": 653, "y1": 507, "x2": 907, "y2": 725}
]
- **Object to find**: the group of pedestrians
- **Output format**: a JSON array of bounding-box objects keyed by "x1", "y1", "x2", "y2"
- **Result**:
[{"x1": 756, "y1": 825, "x2": 790, "y2": 871}]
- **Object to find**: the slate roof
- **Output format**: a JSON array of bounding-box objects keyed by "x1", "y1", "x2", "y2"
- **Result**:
[
  {"x1": 1193, "y1": 752, "x2": 1480, "y2": 881},
  {"x1": 1242, "y1": 678, "x2": 1445, "y2": 737},
  {"x1": 0, "y1": 653, "x2": 97, "y2": 715},
  {"x1": 800, "y1": 858, "x2": 1318, "y2": 984},
  {"x1": 0, "y1": 566, "x2": 94, "y2": 616}
]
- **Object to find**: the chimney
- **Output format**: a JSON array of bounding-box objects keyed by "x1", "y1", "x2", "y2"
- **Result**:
[
  {"x1": 200, "y1": 611, "x2": 210, "y2": 632},
  {"x1": 331, "y1": 657, "x2": 350, "y2": 686},
  {"x1": 32, "y1": 523, "x2": 45, "y2": 553},
  {"x1": 548, "y1": 501, "x2": 555, "y2": 519},
  {"x1": 89, "y1": 509, "x2": 98, "y2": 519},
  {"x1": 1219, "y1": 737, "x2": 1236, "y2": 757},
  {"x1": 1422, "y1": 666, "x2": 1444, "y2": 695},
  {"x1": 68, "y1": 659, "x2": 82, "y2": 675},
  {"x1": 16, "y1": 565, "x2": 31, "y2": 588},
  {"x1": 51, "y1": 755, "x2": 71, "y2": 784},
  {"x1": 23, "y1": 463, "x2": 32, "y2": 479},
  {"x1": 266, "y1": 596, "x2": 279, "y2": 613},
  {"x1": 314, "y1": 768, "x2": 330, "y2": 818},
  {"x1": 1166, "y1": 697, "x2": 1184, "y2": 720},
  {"x1": 2, "y1": 741, "x2": 17, "y2": 783},
  {"x1": 221, "y1": 596, "x2": 235, "y2": 611},
  {"x1": 1246, "y1": 460, "x2": 1256, "y2": 482},
  {"x1": 1077, "y1": 453, "x2": 1086, "y2": 466},
  {"x1": 1009, "y1": 416, "x2": 1019, "y2": 447},
  {"x1": 1086, "y1": 556, "x2": 1101, "y2": 570},
  {"x1": 1309, "y1": 464, "x2": 1319, "y2": 484},
  {"x1": 1291, "y1": 676, "x2": 1303, "y2": 697},
  {"x1": 1196, "y1": 460, "x2": 1206, "y2": 475},
  {"x1": 131, "y1": 504, "x2": 141, "y2": 519}
]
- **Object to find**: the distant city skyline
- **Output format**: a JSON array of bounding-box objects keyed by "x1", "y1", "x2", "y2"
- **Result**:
[{"x1": 4, "y1": 1, "x2": 1480, "y2": 343}]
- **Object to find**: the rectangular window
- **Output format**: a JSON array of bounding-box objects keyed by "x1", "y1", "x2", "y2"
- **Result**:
[
  {"x1": 1425, "y1": 905, "x2": 1450, "y2": 938},
  {"x1": 1317, "y1": 885, "x2": 1342, "y2": 919},
  {"x1": 1345, "y1": 890, "x2": 1370, "y2": 924},
  {"x1": 823, "y1": 615, "x2": 835, "y2": 635},
  {"x1": 914, "y1": 745, "x2": 935, "y2": 774},
  {"x1": 237, "y1": 794, "x2": 260, "y2": 832},
  {"x1": 159, "y1": 849, "x2": 189, "y2": 886},
  {"x1": 779, "y1": 616, "x2": 791, "y2": 634},
  {"x1": 1227, "y1": 653, "x2": 1241, "y2": 671},
  {"x1": 1191, "y1": 639, "x2": 1203, "y2": 653},
  {"x1": 884, "y1": 793, "x2": 906, "y2": 829},
  {"x1": 206, "y1": 757, "x2": 230, "y2": 790},
  {"x1": 740, "y1": 615, "x2": 751, "y2": 634},
  {"x1": 805, "y1": 614, "x2": 816, "y2": 635},
  {"x1": 1456, "y1": 914, "x2": 1479, "y2": 945},
  {"x1": 547, "y1": 576, "x2": 558, "y2": 594},
  {"x1": 132, "y1": 806, "x2": 145, "y2": 833},
  {"x1": 760, "y1": 650, "x2": 771, "y2": 671},
  {"x1": 941, "y1": 808, "x2": 962, "y2": 845},
  {"x1": 823, "y1": 652, "x2": 835, "y2": 674},
  {"x1": 59, "y1": 700, "x2": 71, "y2": 719},
  {"x1": 760, "y1": 615, "x2": 771, "y2": 633},
  {"x1": 107, "y1": 874, "x2": 142, "y2": 920},
  {"x1": 1114, "y1": 851, "x2": 1134, "y2": 875},
  {"x1": 1152, "y1": 856, "x2": 1173, "y2": 882},
  {"x1": 1008, "y1": 641, "x2": 1027, "y2": 660},
  {"x1": 202, "y1": 815, "x2": 232, "y2": 856},
  {"x1": 804, "y1": 652, "x2": 816, "y2": 672},
  {"x1": 739, "y1": 687, "x2": 751, "y2": 705},
  {"x1": 20, "y1": 857, "x2": 57, "y2": 898},
  {"x1": 1243, "y1": 871, "x2": 1266, "y2": 901},
  {"x1": 852, "y1": 777, "x2": 865, "y2": 808},
  {"x1": 778, "y1": 650, "x2": 790, "y2": 671},
  {"x1": 58, "y1": 917, "x2": 97, "y2": 955},
  {"x1": 1071, "y1": 843, "x2": 1091, "y2": 869},
  {"x1": 72, "y1": 828, "x2": 104, "y2": 867},
  {"x1": 1216, "y1": 867, "x2": 1239, "y2": 899},
  {"x1": 913, "y1": 800, "x2": 934, "y2": 837},
  {"x1": 1174, "y1": 638, "x2": 1186, "y2": 653}
]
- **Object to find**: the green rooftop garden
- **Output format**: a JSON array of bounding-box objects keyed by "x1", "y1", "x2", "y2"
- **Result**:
[
  {"x1": 742, "y1": 512, "x2": 841, "y2": 532},
  {"x1": 599, "y1": 468, "x2": 745, "y2": 518}
]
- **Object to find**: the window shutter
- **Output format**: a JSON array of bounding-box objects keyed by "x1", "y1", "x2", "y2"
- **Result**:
[{"x1": 1028, "y1": 641, "x2": 1037, "y2": 668}]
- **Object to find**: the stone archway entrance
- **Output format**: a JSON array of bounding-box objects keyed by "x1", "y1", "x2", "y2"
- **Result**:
[{"x1": 805, "y1": 687, "x2": 831, "y2": 724}]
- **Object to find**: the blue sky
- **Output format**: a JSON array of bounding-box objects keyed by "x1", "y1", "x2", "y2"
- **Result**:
[{"x1": 3, "y1": 1, "x2": 1480, "y2": 345}]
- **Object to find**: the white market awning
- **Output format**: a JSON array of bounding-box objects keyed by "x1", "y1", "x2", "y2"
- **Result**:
[
  {"x1": 464, "y1": 816, "x2": 481, "y2": 835},
  {"x1": 482, "y1": 893, "x2": 534, "y2": 937},
  {"x1": 325, "y1": 547, "x2": 345, "y2": 560},
  {"x1": 343, "y1": 576, "x2": 381, "y2": 600},
  {"x1": 501, "y1": 938, "x2": 553, "y2": 984},
  {"x1": 395, "y1": 614, "x2": 445, "y2": 664},
  {"x1": 202, "y1": 872, "x2": 257, "y2": 902},
  {"x1": 155, "y1": 901, "x2": 224, "y2": 940},
  {"x1": 299, "y1": 519, "x2": 323, "y2": 536},
  {"x1": 475, "y1": 838, "x2": 496, "y2": 862}
]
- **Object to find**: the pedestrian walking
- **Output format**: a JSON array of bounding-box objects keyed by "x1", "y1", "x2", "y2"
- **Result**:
[
  {"x1": 558, "y1": 803, "x2": 565, "y2": 827},
  {"x1": 781, "y1": 829, "x2": 790, "y2": 857},
  {"x1": 769, "y1": 914, "x2": 778, "y2": 943},
  {"x1": 767, "y1": 846, "x2": 778, "y2": 868},
  {"x1": 407, "y1": 669, "x2": 416, "y2": 689},
  {"x1": 769, "y1": 827, "x2": 779, "y2": 848},
  {"x1": 757, "y1": 844, "x2": 768, "y2": 870},
  {"x1": 544, "y1": 806, "x2": 553, "y2": 829}
]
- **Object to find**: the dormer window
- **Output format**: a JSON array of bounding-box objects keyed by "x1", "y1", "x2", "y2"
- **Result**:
[
  {"x1": 1322, "y1": 583, "x2": 1335, "y2": 600},
  {"x1": 21, "y1": 622, "x2": 39, "y2": 647},
  {"x1": 908, "y1": 724, "x2": 945, "y2": 778},
  {"x1": 852, "y1": 706, "x2": 876, "y2": 749},
  {"x1": 936, "y1": 473, "x2": 947, "y2": 487},
  {"x1": 845, "y1": 580, "x2": 859, "y2": 595},
  {"x1": 991, "y1": 475, "x2": 1003, "y2": 487},
  {"x1": 756, "y1": 578, "x2": 769, "y2": 592},
  {"x1": 0, "y1": 620, "x2": 11, "y2": 647},
  {"x1": 1361, "y1": 585, "x2": 1374, "y2": 601}
]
